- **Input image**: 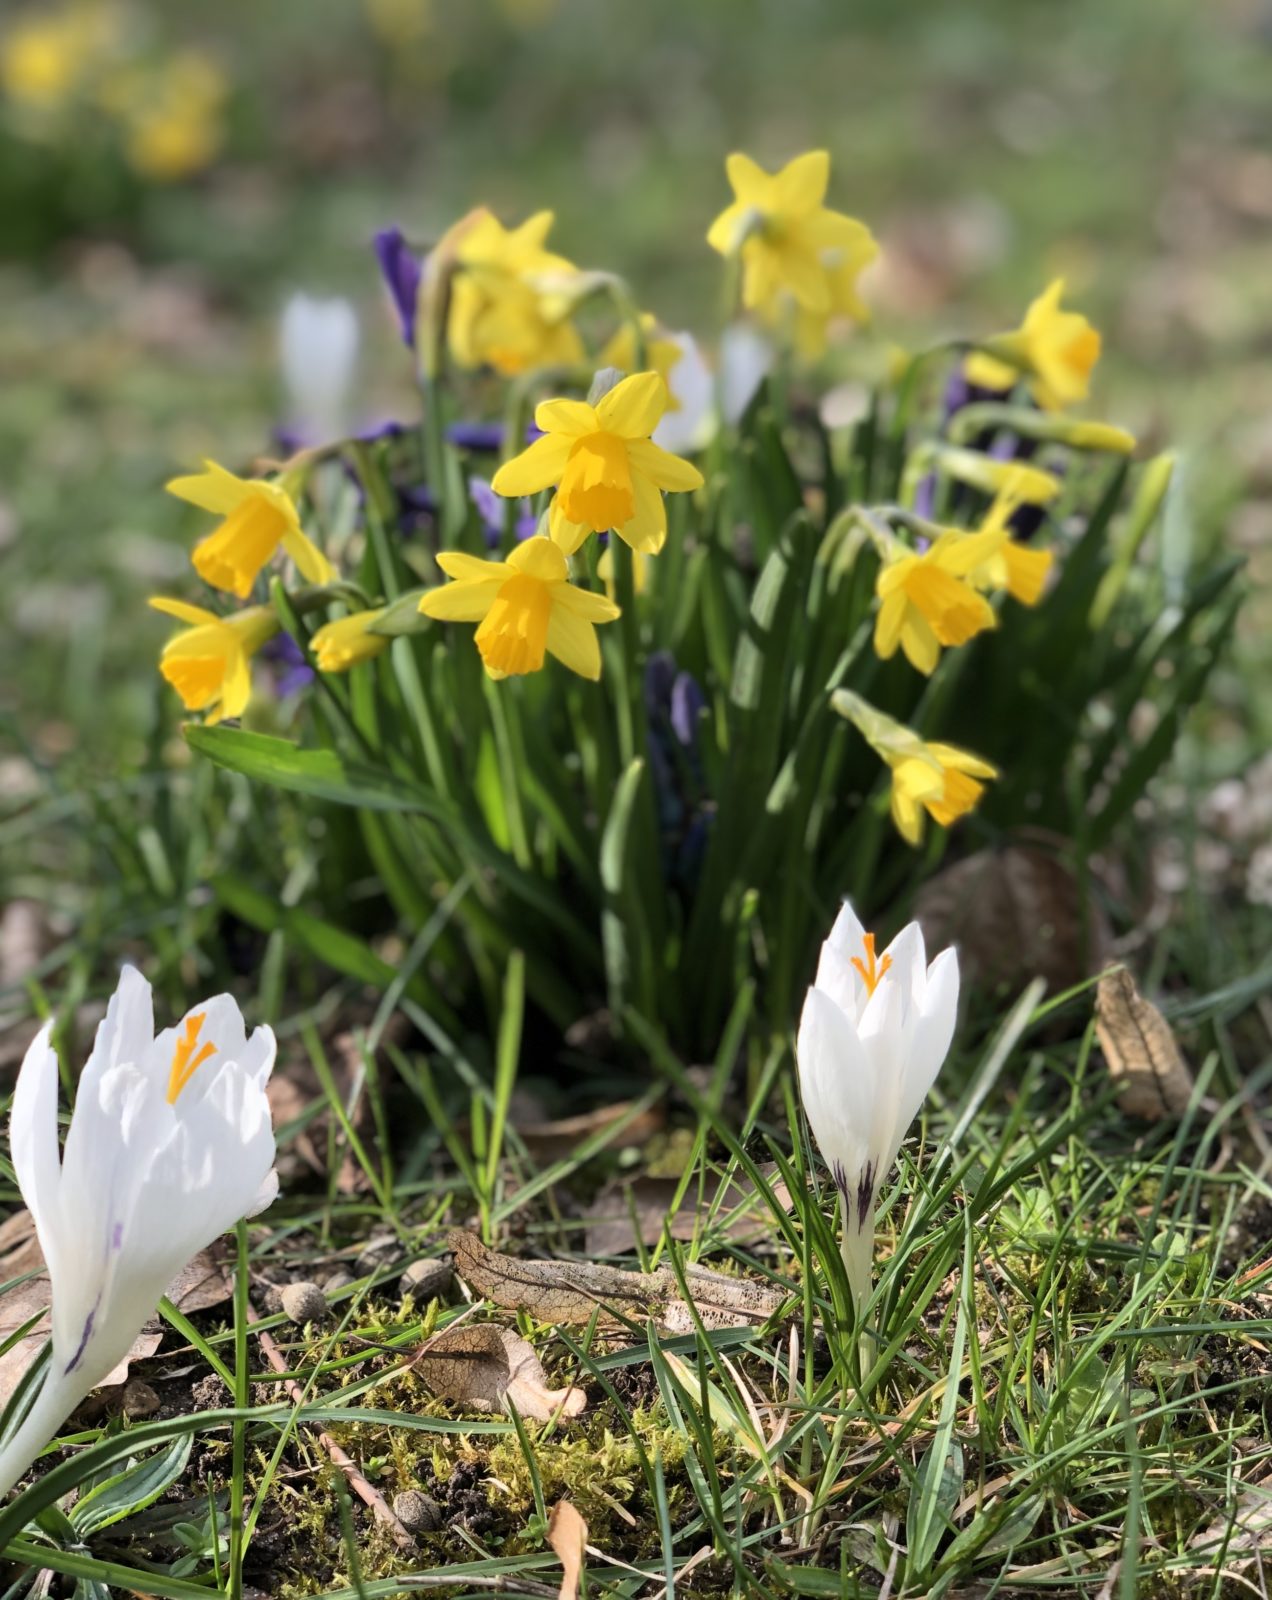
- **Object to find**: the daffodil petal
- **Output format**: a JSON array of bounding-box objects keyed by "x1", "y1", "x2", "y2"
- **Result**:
[
  {"x1": 626, "y1": 438, "x2": 704, "y2": 492},
  {"x1": 436, "y1": 551, "x2": 513, "y2": 583},
  {"x1": 281, "y1": 527, "x2": 336, "y2": 586},
  {"x1": 594, "y1": 371, "x2": 668, "y2": 439},
  {"x1": 772, "y1": 149, "x2": 830, "y2": 214},
  {"x1": 616, "y1": 472, "x2": 667, "y2": 554},
  {"x1": 533, "y1": 398, "x2": 598, "y2": 437},
  {"x1": 724, "y1": 152, "x2": 773, "y2": 206},
  {"x1": 149, "y1": 597, "x2": 221, "y2": 627},
  {"x1": 166, "y1": 460, "x2": 251, "y2": 515},
  {"x1": 418, "y1": 579, "x2": 506, "y2": 622},
  {"x1": 491, "y1": 433, "x2": 573, "y2": 497},
  {"x1": 549, "y1": 498, "x2": 592, "y2": 555},
  {"x1": 545, "y1": 606, "x2": 602, "y2": 680},
  {"x1": 555, "y1": 583, "x2": 622, "y2": 624}
]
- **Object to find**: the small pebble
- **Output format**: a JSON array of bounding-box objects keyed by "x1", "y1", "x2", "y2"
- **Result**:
[
  {"x1": 354, "y1": 1235, "x2": 402, "y2": 1277},
  {"x1": 323, "y1": 1269, "x2": 354, "y2": 1295},
  {"x1": 120, "y1": 1378, "x2": 160, "y2": 1419},
  {"x1": 261, "y1": 1284, "x2": 286, "y2": 1317},
  {"x1": 281, "y1": 1280, "x2": 329, "y2": 1325},
  {"x1": 392, "y1": 1489, "x2": 443, "y2": 1533},
  {"x1": 399, "y1": 1259, "x2": 452, "y2": 1304}
]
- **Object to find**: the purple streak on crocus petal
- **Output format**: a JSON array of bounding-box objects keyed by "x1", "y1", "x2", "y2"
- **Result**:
[
  {"x1": 447, "y1": 421, "x2": 504, "y2": 451},
  {"x1": 111, "y1": 1222, "x2": 123, "y2": 1249},
  {"x1": 355, "y1": 416, "x2": 410, "y2": 444},
  {"x1": 670, "y1": 672, "x2": 705, "y2": 749},
  {"x1": 373, "y1": 227, "x2": 421, "y2": 348},
  {"x1": 913, "y1": 473, "x2": 936, "y2": 522},
  {"x1": 64, "y1": 1307, "x2": 96, "y2": 1374}
]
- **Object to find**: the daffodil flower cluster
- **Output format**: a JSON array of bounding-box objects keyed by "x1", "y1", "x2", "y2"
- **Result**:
[{"x1": 148, "y1": 145, "x2": 1152, "y2": 863}]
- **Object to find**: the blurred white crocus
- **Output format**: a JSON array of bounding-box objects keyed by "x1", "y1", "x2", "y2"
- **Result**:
[
  {"x1": 280, "y1": 293, "x2": 359, "y2": 445},
  {"x1": 0, "y1": 968, "x2": 277, "y2": 1499},
  {"x1": 650, "y1": 326, "x2": 773, "y2": 454},
  {"x1": 796, "y1": 902, "x2": 957, "y2": 1315}
]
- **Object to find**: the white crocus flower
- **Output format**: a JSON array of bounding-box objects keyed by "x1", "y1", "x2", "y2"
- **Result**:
[
  {"x1": 280, "y1": 292, "x2": 359, "y2": 445},
  {"x1": 719, "y1": 323, "x2": 773, "y2": 425},
  {"x1": 653, "y1": 332, "x2": 714, "y2": 454},
  {"x1": 796, "y1": 902, "x2": 958, "y2": 1314},
  {"x1": 0, "y1": 967, "x2": 277, "y2": 1499}
]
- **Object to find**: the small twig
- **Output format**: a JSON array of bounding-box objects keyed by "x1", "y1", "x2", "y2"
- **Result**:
[{"x1": 246, "y1": 1299, "x2": 417, "y2": 1553}]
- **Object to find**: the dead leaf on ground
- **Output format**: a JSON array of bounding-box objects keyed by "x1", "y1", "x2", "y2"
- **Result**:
[
  {"x1": 513, "y1": 1099, "x2": 664, "y2": 1163},
  {"x1": 1096, "y1": 967, "x2": 1195, "y2": 1121},
  {"x1": 411, "y1": 1323, "x2": 586, "y2": 1422},
  {"x1": 585, "y1": 1166, "x2": 792, "y2": 1258},
  {"x1": 547, "y1": 1500, "x2": 588, "y2": 1600},
  {"x1": 0, "y1": 1209, "x2": 232, "y2": 1407},
  {"x1": 915, "y1": 844, "x2": 1112, "y2": 995},
  {"x1": 451, "y1": 1230, "x2": 791, "y2": 1335}
]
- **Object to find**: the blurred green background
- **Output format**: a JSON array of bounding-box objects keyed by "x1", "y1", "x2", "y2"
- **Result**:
[{"x1": 2, "y1": 0, "x2": 1269, "y2": 787}]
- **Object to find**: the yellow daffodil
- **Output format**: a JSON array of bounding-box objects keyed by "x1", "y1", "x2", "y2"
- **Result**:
[
  {"x1": 491, "y1": 371, "x2": 703, "y2": 556},
  {"x1": 310, "y1": 608, "x2": 389, "y2": 671},
  {"x1": 601, "y1": 315, "x2": 685, "y2": 409},
  {"x1": 965, "y1": 279, "x2": 1101, "y2": 410},
  {"x1": 0, "y1": 3, "x2": 113, "y2": 112},
  {"x1": 166, "y1": 460, "x2": 333, "y2": 600},
  {"x1": 418, "y1": 537, "x2": 619, "y2": 681},
  {"x1": 119, "y1": 53, "x2": 226, "y2": 181},
  {"x1": 149, "y1": 598, "x2": 278, "y2": 723},
  {"x1": 831, "y1": 689, "x2": 997, "y2": 846},
  {"x1": 447, "y1": 209, "x2": 585, "y2": 376},
  {"x1": 597, "y1": 542, "x2": 649, "y2": 599},
  {"x1": 932, "y1": 447, "x2": 1061, "y2": 507},
  {"x1": 875, "y1": 523, "x2": 1006, "y2": 676},
  {"x1": 707, "y1": 150, "x2": 878, "y2": 340},
  {"x1": 964, "y1": 491, "x2": 1054, "y2": 607}
]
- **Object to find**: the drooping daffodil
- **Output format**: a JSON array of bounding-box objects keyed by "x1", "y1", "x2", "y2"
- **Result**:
[
  {"x1": 166, "y1": 461, "x2": 334, "y2": 600},
  {"x1": 874, "y1": 523, "x2": 1006, "y2": 676},
  {"x1": 965, "y1": 279, "x2": 1101, "y2": 411},
  {"x1": 0, "y1": 967, "x2": 277, "y2": 1500},
  {"x1": 418, "y1": 537, "x2": 620, "y2": 681},
  {"x1": 831, "y1": 689, "x2": 998, "y2": 846},
  {"x1": 797, "y1": 901, "x2": 958, "y2": 1314},
  {"x1": 491, "y1": 371, "x2": 704, "y2": 556},
  {"x1": 446, "y1": 209, "x2": 585, "y2": 377},
  {"x1": 149, "y1": 599, "x2": 279, "y2": 724},
  {"x1": 964, "y1": 490, "x2": 1054, "y2": 607},
  {"x1": 310, "y1": 608, "x2": 390, "y2": 672}
]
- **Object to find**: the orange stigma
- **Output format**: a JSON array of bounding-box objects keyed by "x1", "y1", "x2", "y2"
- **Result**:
[
  {"x1": 850, "y1": 932, "x2": 892, "y2": 996},
  {"x1": 166, "y1": 1012, "x2": 216, "y2": 1104}
]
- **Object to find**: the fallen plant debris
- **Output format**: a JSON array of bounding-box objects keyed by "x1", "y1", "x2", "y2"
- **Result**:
[
  {"x1": 449, "y1": 1229, "x2": 792, "y2": 1333},
  {"x1": 584, "y1": 1167, "x2": 792, "y2": 1257},
  {"x1": 410, "y1": 1320, "x2": 588, "y2": 1422},
  {"x1": 546, "y1": 1499, "x2": 588, "y2": 1600},
  {"x1": 1095, "y1": 965, "x2": 1196, "y2": 1120}
]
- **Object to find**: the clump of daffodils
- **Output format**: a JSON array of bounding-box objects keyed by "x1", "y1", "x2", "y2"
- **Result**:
[{"x1": 0, "y1": 969, "x2": 277, "y2": 1499}]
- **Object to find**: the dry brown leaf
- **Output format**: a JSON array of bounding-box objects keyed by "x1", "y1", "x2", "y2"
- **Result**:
[
  {"x1": 547, "y1": 1500, "x2": 588, "y2": 1600},
  {"x1": 450, "y1": 1230, "x2": 790, "y2": 1334},
  {"x1": 0, "y1": 1209, "x2": 232, "y2": 1407},
  {"x1": 915, "y1": 844, "x2": 1112, "y2": 995},
  {"x1": 585, "y1": 1167, "x2": 792, "y2": 1258},
  {"x1": 411, "y1": 1323, "x2": 586, "y2": 1422},
  {"x1": 1096, "y1": 967, "x2": 1195, "y2": 1121}
]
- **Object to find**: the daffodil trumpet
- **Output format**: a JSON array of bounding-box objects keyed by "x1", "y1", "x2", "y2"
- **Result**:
[
  {"x1": 0, "y1": 967, "x2": 277, "y2": 1501},
  {"x1": 797, "y1": 902, "x2": 958, "y2": 1328}
]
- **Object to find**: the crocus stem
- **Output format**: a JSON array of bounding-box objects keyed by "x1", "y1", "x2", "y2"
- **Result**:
[
  {"x1": 840, "y1": 1219, "x2": 876, "y2": 1384},
  {"x1": 0, "y1": 1366, "x2": 93, "y2": 1502}
]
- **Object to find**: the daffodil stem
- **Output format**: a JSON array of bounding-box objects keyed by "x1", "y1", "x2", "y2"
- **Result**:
[{"x1": 610, "y1": 540, "x2": 641, "y2": 769}]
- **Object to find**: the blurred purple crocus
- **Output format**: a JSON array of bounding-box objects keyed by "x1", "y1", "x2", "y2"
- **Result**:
[
  {"x1": 448, "y1": 421, "x2": 505, "y2": 452},
  {"x1": 644, "y1": 651, "x2": 711, "y2": 888},
  {"x1": 261, "y1": 631, "x2": 314, "y2": 697},
  {"x1": 374, "y1": 227, "x2": 422, "y2": 349},
  {"x1": 470, "y1": 476, "x2": 536, "y2": 548}
]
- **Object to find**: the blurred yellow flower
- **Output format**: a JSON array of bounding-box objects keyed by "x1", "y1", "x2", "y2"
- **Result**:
[
  {"x1": 874, "y1": 524, "x2": 1005, "y2": 676},
  {"x1": 597, "y1": 542, "x2": 649, "y2": 599},
  {"x1": 707, "y1": 150, "x2": 878, "y2": 349},
  {"x1": 966, "y1": 279, "x2": 1101, "y2": 410},
  {"x1": 149, "y1": 599, "x2": 278, "y2": 724},
  {"x1": 601, "y1": 315, "x2": 684, "y2": 410},
  {"x1": 311, "y1": 609, "x2": 389, "y2": 672},
  {"x1": 832, "y1": 689, "x2": 997, "y2": 846},
  {"x1": 167, "y1": 460, "x2": 334, "y2": 600},
  {"x1": 1, "y1": 3, "x2": 113, "y2": 112},
  {"x1": 448, "y1": 210, "x2": 584, "y2": 376},
  {"x1": 965, "y1": 491, "x2": 1054, "y2": 607},
  {"x1": 122, "y1": 54, "x2": 226, "y2": 181},
  {"x1": 418, "y1": 538, "x2": 619, "y2": 681},
  {"x1": 934, "y1": 448, "x2": 1061, "y2": 507},
  {"x1": 491, "y1": 372, "x2": 703, "y2": 556}
]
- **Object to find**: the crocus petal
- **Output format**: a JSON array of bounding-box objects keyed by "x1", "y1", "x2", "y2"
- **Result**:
[
  {"x1": 11, "y1": 1023, "x2": 63, "y2": 1239},
  {"x1": 898, "y1": 949, "x2": 959, "y2": 1135}
]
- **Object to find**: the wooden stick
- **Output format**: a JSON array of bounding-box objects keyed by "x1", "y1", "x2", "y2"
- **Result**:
[{"x1": 246, "y1": 1299, "x2": 417, "y2": 1552}]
